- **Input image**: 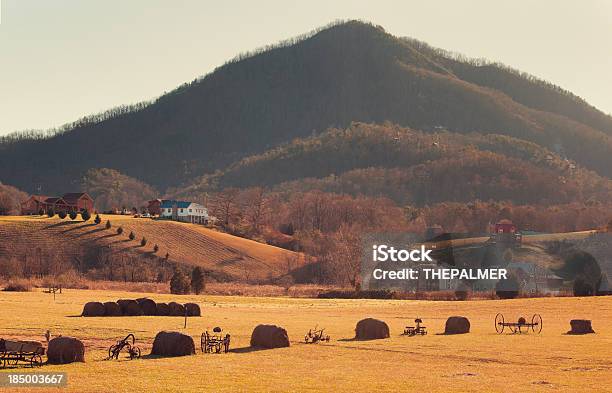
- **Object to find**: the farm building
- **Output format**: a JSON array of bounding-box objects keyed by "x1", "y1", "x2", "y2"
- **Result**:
[
  {"x1": 154, "y1": 199, "x2": 208, "y2": 224},
  {"x1": 489, "y1": 219, "x2": 522, "y2": 245},
  {"x1": 20, "y1": 193, "x2": 94, "y2": 215}
]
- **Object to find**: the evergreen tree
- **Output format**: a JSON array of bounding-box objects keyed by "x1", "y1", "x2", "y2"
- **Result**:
[
  {"x1": 191, "y1": 267, "x2": 205, "y2": 295},
  {"x1": 170, "y1": 270, "x2": 190, "y2": 294}
]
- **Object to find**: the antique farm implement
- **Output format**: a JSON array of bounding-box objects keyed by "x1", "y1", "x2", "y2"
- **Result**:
[
  {"x1": 495, "y1": 313, "x2": 542, "y2": 334},
  {"x1": 201, "y1": 327, "x2": 230, "y2": 353},
  {"x1": 0, "y1": 339, "x2": 44, "y2": 368},
  {"x1": 107, "y1": 334, "x2": 141, "y2": 360},
  {"x1": 304, "y1": 326, "x2": 330, "y2": 344},
  {"x1": 403, "y1": 318, "x2": 427, "y2": 336}
]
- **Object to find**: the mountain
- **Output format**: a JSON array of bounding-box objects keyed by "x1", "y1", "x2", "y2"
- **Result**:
[
  {"x1": 1, "y1": 20, "x2": 611, "y2": 195},
  {"x1": 176, "y1": 123, "x2": 612, "y2": 206}
]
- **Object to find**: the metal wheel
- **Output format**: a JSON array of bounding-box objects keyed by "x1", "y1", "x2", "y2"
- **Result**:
[
  {"x1": 6, "y1": 355, "x2": 19, "y2": 366},
  {"x1": 495, "y1": 313, "x2": 505, "y2": 334},
  {"x1": 108, "y1": 345, "x2": 118, "y2": 360},
  {"x1": 130, "y1": 346, "x2": 141, "y2": 359},
  {"x1": 531, "y1": 314, "x2": 543, "y2": 334},
  {"x1": 224, "y1": 335, "x2": 230, "y2": 353},
  {"x1": 30, "y1": 354, "x2": 43, "y2": 367}
]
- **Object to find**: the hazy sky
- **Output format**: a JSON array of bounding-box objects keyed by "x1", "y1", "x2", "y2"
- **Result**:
[{"x1": 1, "y1": 0, "x2": 611, "y2": 135}]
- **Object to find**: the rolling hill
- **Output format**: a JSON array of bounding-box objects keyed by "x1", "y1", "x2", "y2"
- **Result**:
[
  {"x1": 1, "y1": 20, "x2": 611, "y2": 195},
  {"x1": 0, "y1": 215, "x2": 299, "y2": 281}
]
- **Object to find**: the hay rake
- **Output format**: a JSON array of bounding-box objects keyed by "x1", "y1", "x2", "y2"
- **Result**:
[
  {"x1": 495, "y1": 313, "x2": 542, "y2": 334},
  {"x1": 304, "y1": 326, "x2": 330, "y2": 344},
  {"x1": 107, "y1": 334, "x2": 141, "y2": 360}
]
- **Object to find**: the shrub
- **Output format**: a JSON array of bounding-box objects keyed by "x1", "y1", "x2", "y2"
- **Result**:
[
  {"x1": 58, "y1": 211, "x2": 67, "y2": 219},
  {"x1": 117, "y1": 226, "x2": 123, "y2": 235},
  {"x1": 94, "y1": 214, "x2": 101, "y2": 224},
  {"x1": 170, "y1": 270, "x2": 191, "y2": 294},
  {"x1": 496, "y1": 274, "x2": 520, "y2": 299},
  {"x1": 191, "y1": 267, "x2": 205, "y2": 294},
  {"x1": 455, "y1": 282, "x2": 470, "y2": 301},
  {"x1": 38, "y1": 208, "x2": 44, "y2": 215},
  {"x1": 81, "y1": 210, "x2": 91, "y2": 221},
  {"x1": 2, "y1": 281, "x2": 31, "y2": 292},
  {"x1": 317, "y1": 290, "x2": 395, "y2": 299},
  {"x1": 105, "y1": 220, "x2": 111, "y2": 229},
  {"x1": 129, "y1": 231, "x2": 135, "y2": 240},
  {"x1": 69, "y1": 211, "x2": 77, "y2": 220},
  {"x1": 573, "y1": 275, "x2": 596, "y2": 296},
  {"x1": 140, "y1": 237, "x2": 147, "y2": 247},
  {"x1": 47, "y1": 208, "x2": 55, "y2": 217},
  {"x1": 153, "y1": 244, "x2": 159, "y2": 253}
]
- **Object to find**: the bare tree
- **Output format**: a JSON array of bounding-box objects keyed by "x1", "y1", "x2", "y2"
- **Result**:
[{"x1": 210, "y1": 188, "x2": 240, "y2": 226}]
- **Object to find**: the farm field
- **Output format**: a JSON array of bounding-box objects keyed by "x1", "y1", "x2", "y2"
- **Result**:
[
  {"x1": 0, "y1": 215, "x2": 298, "y2": 280},
  {"x1": 0, "y1": 289, "x2": 611, "y2": 392}
]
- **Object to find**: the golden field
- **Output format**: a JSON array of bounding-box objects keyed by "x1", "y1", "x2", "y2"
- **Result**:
[
  {"x1": 0, "y1": 289, "x2": 610, "y2": 392},
  {"x1": 0, "y1": 215, "x2": 298, "y2": 280}
]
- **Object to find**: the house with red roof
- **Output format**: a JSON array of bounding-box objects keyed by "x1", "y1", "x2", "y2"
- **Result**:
[{"x1": 20, "y1": 193, "x2": 95, "y2": 215}]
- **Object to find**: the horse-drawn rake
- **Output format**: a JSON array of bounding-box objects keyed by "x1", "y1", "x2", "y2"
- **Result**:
[
  {"x1": 495, "y1": 313, "x2": 542, "y2": 334},
  {"x1": 304, "y1": 326, "x2": 330, "y2": 344},
  {"x1": 201, "y1": 327, "x2": 230, "y2": 354},
  {"x1": 107, "y1": 334, "x2": 141, "y2": 360}
]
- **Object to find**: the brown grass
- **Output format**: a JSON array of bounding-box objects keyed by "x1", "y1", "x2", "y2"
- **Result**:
[
  {"x1": 0, "y1": 289, "x2": 610, "y2": 392},
  {"x1": 0, "y1": 215, "x2": 301, "y2": 281}
]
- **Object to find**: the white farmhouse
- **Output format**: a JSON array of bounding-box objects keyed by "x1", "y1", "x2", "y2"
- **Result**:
[{"x1": 159, "y1": 200, "x2": 208, "y2": 224}]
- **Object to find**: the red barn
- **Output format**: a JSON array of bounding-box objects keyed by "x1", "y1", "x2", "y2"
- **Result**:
[
  {"x1": 61, "y1": 193, "x2": 94, "y2": 212},
  {"x1": 20, "y1": 195, "x2": 51, "y2": 215},
  {"x1": 491, "y1": 219, "x2": 522, "y2": 245},
  {"x1": 20, "y1": 192, "x2": 95, "y2": 215},
  {"x1": 494, "y1": 219, "x2": 517, "y2": 234},
  {"x1": 147, "y1": 199, "x2": 162, "y2": 215}
]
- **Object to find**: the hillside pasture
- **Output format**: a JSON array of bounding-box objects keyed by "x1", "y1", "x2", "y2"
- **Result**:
[{"x1": 0, "y1": 215, "x2": 299, "y2": 280}]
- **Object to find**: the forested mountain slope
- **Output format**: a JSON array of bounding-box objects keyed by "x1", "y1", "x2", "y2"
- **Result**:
[{"x1": 1, "y1": 20, "x2": 611, "y2": 194}]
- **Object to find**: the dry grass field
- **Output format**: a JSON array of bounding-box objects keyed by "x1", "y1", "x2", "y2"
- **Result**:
[
  {"x1": 0, "y1": 289, "x2": 610, "y2": 392},
  {"x1": 0, "y1": 215, "x2": 298, "y2": 280}
]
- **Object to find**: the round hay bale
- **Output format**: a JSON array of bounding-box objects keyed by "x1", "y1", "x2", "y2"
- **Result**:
[
  {"x1": 117, "y1": 299, "x2": 143, "y2": 316},
  {"x1": 81, "y1": 301, "x2": 105, "y2": 317},
  {"x1": 184, "y1": 303, "x2": 201, "y2": 317},
  {"x1": 355, "y1": 318, "x2": 390, "y2": 340},
  {"x1": 250, "y1": 324, "x2": 290, "y2": 349},
  {"x1": 156, "y1": 302, "x2": 170, "y2": 316},
  {"x1": 103, "y1": 301, "x2": 122, "y2": 316},
  {"x1": 136, "y1": 298, "x2": 157, "y2": 316},
  {"x1": 444, "y1": 316, "x2": 470, "y2": 334},
  {"x1": 150, "y1": 331, "x2": 195, "y2": 357},
  {"x1": 47, "y1": 337, "x2": 85, "y2": 364},
  {"x1": 168, "y1": 302, "x2": 185, "y2": 316},
  {"x1": 567, "y1": 319, "x2": 595, "y2": 334}
]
